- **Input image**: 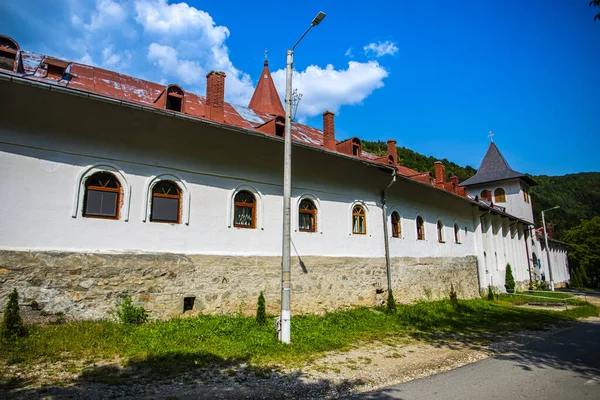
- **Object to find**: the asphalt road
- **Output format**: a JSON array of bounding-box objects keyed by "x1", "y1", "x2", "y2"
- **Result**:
[{"x1": 355, "y1": 319, "x2": 600, "y2": 400}]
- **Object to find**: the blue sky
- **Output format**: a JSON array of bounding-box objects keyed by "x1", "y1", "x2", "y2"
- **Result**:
[{"x1": 1, "y1": 0, "x2": 598, "y2": 175}]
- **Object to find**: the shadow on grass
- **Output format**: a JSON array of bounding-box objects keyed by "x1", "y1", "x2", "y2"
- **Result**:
[{"x1": 1, "y1": 351, "x2": 366, "y2": 399}]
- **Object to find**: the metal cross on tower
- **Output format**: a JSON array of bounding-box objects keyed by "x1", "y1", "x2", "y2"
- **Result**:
[
  {"x1": 488, "y1": 130, "x2": 495, "y2": 142},
  {"x1": 264, "y1": 48, "x2": 268, "y2": 60}
]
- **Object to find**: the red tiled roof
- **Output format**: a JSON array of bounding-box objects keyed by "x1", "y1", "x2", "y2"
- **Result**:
[
  {"x1": 248, "y1": 60, "x2": 285, "y2": 116},
  {"x1": 2, "y1": 39, "x2": 467, "y2": 198}
]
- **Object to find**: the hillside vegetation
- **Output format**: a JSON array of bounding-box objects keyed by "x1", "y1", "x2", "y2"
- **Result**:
[{"x1": 362, "y1": 140, "x2": 600, "y2": 239}]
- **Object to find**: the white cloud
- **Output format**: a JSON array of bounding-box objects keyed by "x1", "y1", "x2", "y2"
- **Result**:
[
  {"x1": 272, "y1": 61, "x2": 388, "y2": 118},
  {"x1": 101, "y1": 46, "x2": 132, "y2": 69},
  {"x1": 147, "y1": 43, "x2": 204, "y2": 85},
  {"x1": 344, "y1": 47, "x2": 354, "y2": 58},
  {"x1": 364, "y1": 40, "x2": 399, "y2": 57},
  {"x1": 134, "y1": 0, "x2": 229, "y2": 45},
  {"x1": 78, "y1": 52, "x2": 94, "y2": 66},
  {"x1": 85, "y1": 0, "x2": 127, "y2": 31}
]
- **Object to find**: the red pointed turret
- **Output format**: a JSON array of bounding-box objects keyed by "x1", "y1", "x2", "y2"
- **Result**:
[{"x1": 248, "y1": 60, "x2": 285, "y2": 116}]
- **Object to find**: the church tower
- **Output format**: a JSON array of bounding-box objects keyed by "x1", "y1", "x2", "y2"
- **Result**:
[
  {"x1": 461, "y1": 141, "x2": 536, "y2": 223},
  {"x1": 248, "y1": 60, "x2": 285, "y2": 116}
]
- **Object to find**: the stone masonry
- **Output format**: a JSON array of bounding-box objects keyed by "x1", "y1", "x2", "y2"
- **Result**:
[{"x1": 0, "y1": 250, "x2": 480, "y2": 320}]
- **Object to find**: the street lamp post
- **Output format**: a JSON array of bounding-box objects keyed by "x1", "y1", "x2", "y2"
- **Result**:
[
  {"x1": 280, "y1": 11, "x2": 326, "y2": 344},
  {"x1": 541, "y1": 206, "x2": 560, "y2": 291}
]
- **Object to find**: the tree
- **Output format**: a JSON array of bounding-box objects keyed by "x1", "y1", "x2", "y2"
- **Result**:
[
  {"x1": 592, "y1": 0, "x2": 600, "y2": 21},
  {"x1": 505, "y1": 264, "x2": 516, "y2": 292},
  {"x1": 256, "y1": 292, "x2": 266, "y2": 325},
  {"x1": 563, "y1": 216, "x2": 600, "y2": 287},
  {"x1": 1, "y1": 289, "x2": 26, "y2": 341},
  {"x1": 386, "y1": 290, "x2": 397, "y2": 314}
]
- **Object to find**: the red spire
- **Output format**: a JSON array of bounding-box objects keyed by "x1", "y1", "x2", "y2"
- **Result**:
[{"x1": 248, "y1": 60, "x2": 285, "y2": 116}]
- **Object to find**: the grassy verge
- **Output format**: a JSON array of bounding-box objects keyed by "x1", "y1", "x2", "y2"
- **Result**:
[
  {"x1": 498, "y1": 290, "x2": 585, "y2": 305},
  {"x1": 1, "y1": 299, "x2": 598, "y2": 383}
]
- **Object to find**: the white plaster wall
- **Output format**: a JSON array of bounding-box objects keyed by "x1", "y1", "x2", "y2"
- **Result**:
[
  {"x1": 385, "y1": 182, "x2": 476, "y2": 259},
  {"x1": 465, "y1": 180, "x2": 534, "y2": 223},
  {"x1": 475, "y1": 213, "x2": 530, "y2": 290},
  {"x1": 0, "y1": 145, "x2": 391, "y2": 257},
  {"x1": 0, "y1": 79, "x2": 543, "y2": 283}
]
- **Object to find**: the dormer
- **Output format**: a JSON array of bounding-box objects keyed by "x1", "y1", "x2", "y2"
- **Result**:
[
  {"x1": 43, "y1": 57, "x2": 70, "y2": 80},
  {"x1": 0, "y1": 35, "x2": 19, "y2": 72},
  {"x1": 166, "y1": 84, "x2": 185, "y2": 112},
  {"x1": 336, "y1": 137, "x2": 362, "y2": 157}
]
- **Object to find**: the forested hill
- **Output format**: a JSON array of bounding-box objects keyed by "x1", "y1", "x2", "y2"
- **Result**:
[
  {"x1": 361, "y1": 140, "x2": 477, "y2": 182},
  {"x1": 362, "y1": 140, "x2": 600, "y2": 239}
]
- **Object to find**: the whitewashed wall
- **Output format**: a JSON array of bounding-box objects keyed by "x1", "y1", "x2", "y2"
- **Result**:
[
  {"x1": 0, "y1": 80, "x2": 479, "y2": 261},
  {"x1": 465, "y1": 180, "x2": 534, "y2": 223}
]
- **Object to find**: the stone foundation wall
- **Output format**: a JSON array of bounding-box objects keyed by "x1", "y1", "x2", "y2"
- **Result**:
[{"x1": 0, "y1": 251, "x2": 480, "y2": 320}]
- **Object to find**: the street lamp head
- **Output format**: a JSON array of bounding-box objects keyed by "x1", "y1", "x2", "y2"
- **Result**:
[
  {"x1": 312, "y1": 11, "x2": 326, "y2": 26},
  {"x1": 543, "y1": 206, "x2": 561, "y2": 213}
]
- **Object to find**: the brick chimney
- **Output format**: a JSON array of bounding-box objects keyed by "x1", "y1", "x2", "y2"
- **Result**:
[
  {"x1": 434, "y1": 161, "x2": 446, "y2": 184},
  {"x1": 387, "y1": 139, "x2": 397, "y2": 165},
  {"x1": 206, "y1": 71, "x2": 226, "y2": 123},
  {"x1": 450, "y1": 176, "x2": 459, "y2": 186},
  {"x1": 323, "y1": 110, "x2": 336, "y2": 150}
]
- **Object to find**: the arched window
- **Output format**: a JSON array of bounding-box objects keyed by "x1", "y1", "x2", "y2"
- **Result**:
[
  {"x1": 391, "y1": 211, "x2": 401, "y2": 238},
  {"x1": 523, "y1": 188, "x2": 530, "y2": 203},
  {"x1": 150, "y1": 180, "x2": 181, "y2": 223},
  {"x1": 494, "y1": 188, "x2": 506, "y2": 203},
  {"x1": 352, "y1": 205, "x2": 366, "y2": 234},
  {"x1": 234, "y1": 191, "x2": 256, "y2": 228},
  {"x1": 437, "y1": 220, "x2": 444, "y2": 243},
  {"x1": 83, "y1": 172, "x2": 121, "y2": 219},
  {"x1": 299, "y1": 199, "x2": 317, "y2": 232},
  {"x1": 0, "y1": 36, "x2": 19, "y2": 72},
  {"x1": 416, "y1": 216, "x2": 425, "y2": 240},
  {"x1": 166, "y1": 85, "x2": 184, "y2": 112},
  {"x1": 454, "y1": 223, "x2": 460, "y2": 243},
  {"x1": 480, "y1": 190, "x2": 491, "y2": 201}
]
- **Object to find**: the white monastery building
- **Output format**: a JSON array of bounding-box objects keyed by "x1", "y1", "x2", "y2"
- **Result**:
[{"x1": 0, "y1": 35, "x2": 569, "y2": 319}]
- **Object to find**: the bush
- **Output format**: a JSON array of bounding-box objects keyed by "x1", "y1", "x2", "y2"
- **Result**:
[
  {"x1": 386, "y1": 290, "x2": 397, "y2": 314},
  {"x1": 449, "y1": 284, "x2": 458, "y2": 306},
  {"x1": 114, "y1": 294, "x2": 148, "y2": 325},
  {"x1": 256, "y1": 291, "x2": 266, "y2": 325},
  {"x1": 487, "y1": 285, "x2": 495, "y2": 301},
  {"x1": 505, "y1": 264, "x2": 516, "y2": 292},
  {"x1": 1, "y1": 289, "x2": 27, "y2": 341}
]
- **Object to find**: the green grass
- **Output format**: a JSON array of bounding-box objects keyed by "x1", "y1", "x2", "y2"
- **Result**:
[
  {"x1": 498, "y1": 290, "x2": 585, "y2": 305},
  {"x1": 1, "y1": 299, "x2": 598, "y2": 383}
]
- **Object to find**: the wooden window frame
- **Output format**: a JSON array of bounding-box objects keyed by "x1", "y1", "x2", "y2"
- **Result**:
[
  {"x1": 233, "y1": 191, "x2": 256, "y2": 229},
  {"x1": 298, "y1": 199, "x2": 317, "y2": 233},
  {"x1": 494, "y1": 188, "x2": 506, "y2": 203},
  {"x1": 352, "y1": 205, "x2": 366, "y2": 235},
  {"x1": 416, "y1": 216, "x2": 425, "y2": 240},
  {"x1": 391, "y1": 211, "x2": 401, "y2": 238},
  {"x1": 150, "y1": 181, "x2": 181, "y2": 224},
  {"x1": 437, "y1": 220, "x2": 445, "y2": 243},
  {"x1": 83, "y1": 173, "x2": 121, "y2": 220},
  {"x1": 454, "y1": 223, "x2": 461, "y2": 244},
  {"x1": 480, "y1": 190, "x2": 491, "y2": 202}
]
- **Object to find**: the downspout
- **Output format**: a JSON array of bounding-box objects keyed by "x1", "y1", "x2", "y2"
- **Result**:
[
  {"x1": 524, "y1": 226, "x2": 533, "y2": 288},
  {"x1": 381, "y1": 169, "x2": 397, "y2": 294}
]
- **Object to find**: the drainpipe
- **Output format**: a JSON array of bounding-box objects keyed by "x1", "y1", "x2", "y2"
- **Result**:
[
  {"x1": 381, "y1": 170, "x2": 397, "y2": 294},
  {"x1": 524, "y1": 226, "x2": 533, "y2": 288}
]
